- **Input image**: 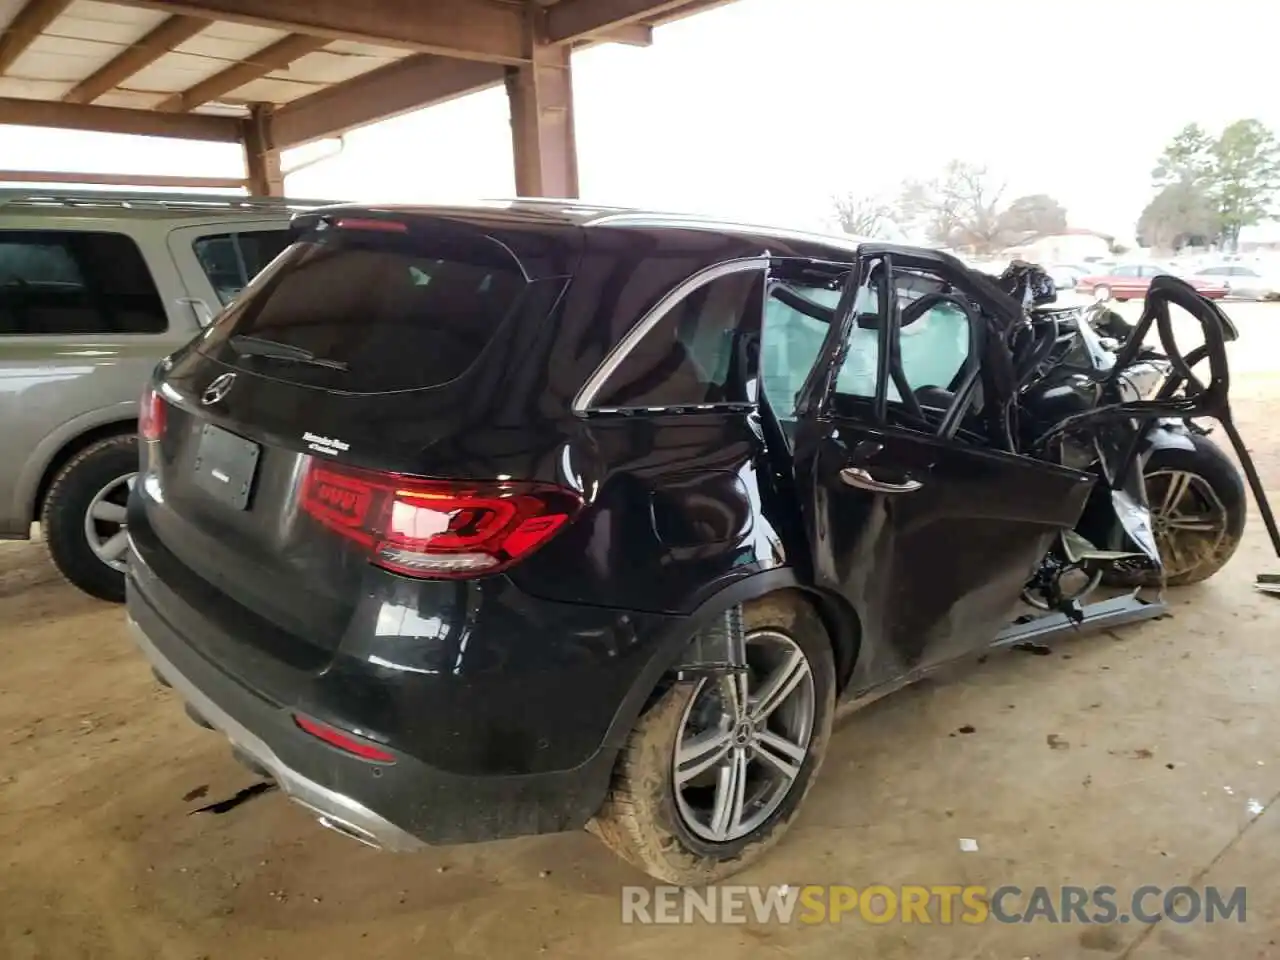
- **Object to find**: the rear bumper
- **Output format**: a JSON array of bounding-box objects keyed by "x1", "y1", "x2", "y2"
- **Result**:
[
  {"x1": 129, "y1": 614, "x2": 423, "y2": 852},
  {"x1": 124, "y1": 534, "x2": 682, "y2": 846}
]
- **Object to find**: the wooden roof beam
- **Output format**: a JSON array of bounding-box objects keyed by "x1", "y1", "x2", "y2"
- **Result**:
[
  {"x1": 591, "y1": 23, "x2": 653, "y2": 46},
  {"x1": 102, "y1": 0, "x2": 527, "y2": 63},
  {"x1": 0, "y1": 0, "x2": 74, "y2": 74},
  {"x1": 545, "y1": 0, "x2": 692, "y2": 44},
  {"x1": 63, "y1": 15, "x2": 208, "y2": 104},
  {"x1": 156, "y1": 33, "x2": 327, "y2": 112},
  {"x1": 0, "y1": 169, "x2": 245, "y2": 188},
  {"x1": 272, "y1": 54, "x2": 505, "y2": 149},
  {"x1": 0, "y1": 96, "x2": 243, "y2": 140}
]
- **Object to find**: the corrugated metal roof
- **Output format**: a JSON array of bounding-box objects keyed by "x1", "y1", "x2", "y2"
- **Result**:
[
  {"x1": 0, "y1": 1, "x2": 422, "y2": 115},
  {"x1": 0, "y1": 74, "x2": 63, "y2": 97},
  {"x1": 0, "y1": 0, "x2": 30, "y2": 32},
  {"x1": 267, "y1": 47, "x2": 405, "y2": 87}
]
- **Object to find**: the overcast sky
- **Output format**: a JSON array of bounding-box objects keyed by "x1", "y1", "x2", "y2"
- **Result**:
[{"x1": 5, "y1": 0, "x2": 1280, "y2": 239}]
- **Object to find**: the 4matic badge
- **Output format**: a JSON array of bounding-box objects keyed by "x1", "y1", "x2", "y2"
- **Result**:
[{"x1": 303, "y1": 432, "x2": 351, "y2": 456}]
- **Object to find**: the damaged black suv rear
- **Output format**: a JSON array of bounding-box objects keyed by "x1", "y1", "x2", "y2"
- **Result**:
[{"x1": 126, "y1": 202, "x2": 1274, "y2": 883}]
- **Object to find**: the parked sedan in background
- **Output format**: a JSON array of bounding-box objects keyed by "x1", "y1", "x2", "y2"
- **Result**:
[
  {"x1": 1076, "y1": 263, "x2": 1229, "y2": 301},
  {"x1": 1195, "y1": 263, "x2": 1280, "y2": 301},
  {"x1": 1047, "y1": 263, "x2": 1087, "y2": 291}
]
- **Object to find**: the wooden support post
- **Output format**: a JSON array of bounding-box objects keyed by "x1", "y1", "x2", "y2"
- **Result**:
[
  {"x1": 505, "y1": 12, "x2": 578, "y2": 199},
  {"x1": 242, "y1": 104, "x2": 283, "y2": 197}
]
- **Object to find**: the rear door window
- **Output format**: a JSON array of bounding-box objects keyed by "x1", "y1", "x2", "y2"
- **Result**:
[
  {"x1": 0, "y1": 230, "x2": 167, "y2": 335},
  {"x1": 202, "y1": 222, "x2": 529, "y2": 393},
  {"x1": 193, "y1": 229, "x2": 291, "y2": 304},
  {"x1": 587, "y1": 267, "x2": 764, "y2": 409}
]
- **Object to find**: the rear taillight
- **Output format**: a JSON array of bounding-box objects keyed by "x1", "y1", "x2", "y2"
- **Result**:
[
  {"x1": 300, "y1": 462, "x2": 581, "y2": 579},
  {"x1": 139, "y1": 385, "x2": 166, "y2": 442}
]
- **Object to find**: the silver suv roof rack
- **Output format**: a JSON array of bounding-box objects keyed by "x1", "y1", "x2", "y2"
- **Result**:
[{"x1": 0, "y1": 189, "x2": 340, "y2": 212}]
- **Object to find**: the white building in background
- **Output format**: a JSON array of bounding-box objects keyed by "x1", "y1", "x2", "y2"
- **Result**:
[
  {"x1": 1238, "y1": 222, "x2": 1280, "y2": 253},
  {"x1": 1003, "y1": 228, "x2": 1115, "y2": 263}
]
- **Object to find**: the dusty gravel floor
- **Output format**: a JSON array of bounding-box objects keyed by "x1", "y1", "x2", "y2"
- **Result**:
[{"x1": 2, "y1": 302, "x2": 1280, "y2": 959}]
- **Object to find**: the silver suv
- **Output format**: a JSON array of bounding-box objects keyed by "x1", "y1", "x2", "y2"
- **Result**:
[{"x1": 0, "y1": 190, "x2": 331, "y2": 601}]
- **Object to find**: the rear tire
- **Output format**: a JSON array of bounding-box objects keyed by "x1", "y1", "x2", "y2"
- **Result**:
[
  {"x1": 1104, "y1": 434, "x2": 1246, "y2": 588},
  {"x1": 589, "y1": 591, "x2": 836, "y2": 884},
  {"x1": 41, "y1": 435, "x2": 138, "y2": 603}
]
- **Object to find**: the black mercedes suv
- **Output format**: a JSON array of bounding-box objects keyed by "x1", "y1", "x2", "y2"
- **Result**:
[{"x1": 127, "y1": 201, "x2": 1102, "y2": 883}]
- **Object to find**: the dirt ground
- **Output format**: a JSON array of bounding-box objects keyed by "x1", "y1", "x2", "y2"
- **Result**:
[{"x1": 3, "y1": 303, "x2": 1280, "y2": 959}]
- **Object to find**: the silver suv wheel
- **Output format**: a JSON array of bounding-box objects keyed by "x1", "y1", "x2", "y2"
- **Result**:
[{"x1": 83, "y1": 473, "x2": 135, "y2": 572}]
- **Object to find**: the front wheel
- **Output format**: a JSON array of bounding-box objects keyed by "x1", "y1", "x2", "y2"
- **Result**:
[
  {"x1": 589, "y1": 591, "x2": 836, "y2": 884},
  {"x1": 1104, "y1": 434, "x2": 1246, "y2": 588}
]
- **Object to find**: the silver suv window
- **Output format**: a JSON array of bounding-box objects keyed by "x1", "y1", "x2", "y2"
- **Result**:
[
  {"x1": 193, "y1": 229, "x2": 292, "y2": 305},
  {"x1": 0, "y1": 230, "x2": 167, "y2": 335}
]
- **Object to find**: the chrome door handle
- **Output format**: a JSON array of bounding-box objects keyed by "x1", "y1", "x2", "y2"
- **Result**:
[
  {"x1": 840, "y1": 467, "x2": 922, "y2": 494},
  {"x1": 176, "y1": 296, "x2": 215, "y2": 327}
]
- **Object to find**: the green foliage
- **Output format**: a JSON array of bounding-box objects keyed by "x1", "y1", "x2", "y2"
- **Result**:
[
  {"x1": 1213, "y1": 119, "x2": 1280, "y2": 245},
  {"x1": 1145, "y1": 119, "x2": 1280, "y2": 249},
  {"x1": 1152, "y1": 123, "x2": 1216, "y2": 187},
  {"x1": 1137, "y1": 181, "x2": 1219, "y2": 250},
  {"x1": 996, "y1": 193, "x2": 1068, "y2": 239}
]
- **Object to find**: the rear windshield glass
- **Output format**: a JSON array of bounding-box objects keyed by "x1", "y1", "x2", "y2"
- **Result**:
[{"x1": 201, "y1": 221, "x2": 527, "y2": 393}]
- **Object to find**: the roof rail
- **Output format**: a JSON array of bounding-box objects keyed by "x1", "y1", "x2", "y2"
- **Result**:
[
  {"x1": 583, "y1": 210, "x2": 866, "y2": 249},
  {"x1": 0, "y1": 189, "x2": 340, "y2": 212}
]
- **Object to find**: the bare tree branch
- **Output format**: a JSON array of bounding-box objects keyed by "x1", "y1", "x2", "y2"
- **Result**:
[
  {"x1": 834, "y1": 161, "x2": 1069, "y2": 255},
  {"x1": 830, "y1": 192, "x2": 893, "y2": 238},
  {"x1": 883, "y1": 161, "x2": 1014, "y2": 253}
]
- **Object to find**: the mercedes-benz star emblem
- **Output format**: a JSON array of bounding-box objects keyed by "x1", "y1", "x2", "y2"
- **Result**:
[{"x1": 201, "y1": 372, "x2": 237, "y2": 406}]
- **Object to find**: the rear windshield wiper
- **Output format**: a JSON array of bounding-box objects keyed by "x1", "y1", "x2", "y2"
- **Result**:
[{"x1": 229, "y1": 334, "x2": 349, "y2": 371}]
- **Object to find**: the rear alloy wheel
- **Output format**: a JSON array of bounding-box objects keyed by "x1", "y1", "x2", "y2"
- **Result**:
[
  {"x1": 673, "y1": 629, "x2": 816, "y2": 843},
  {"x1": 1093, "y1": 284, "x2": 1112, "y2": 302},
  {"x1": 589, "y1": 591, "x2": 835, "y2": 884},
  {"x1": 41, "y1": 435, "x2": 138, "y2": 602}
]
